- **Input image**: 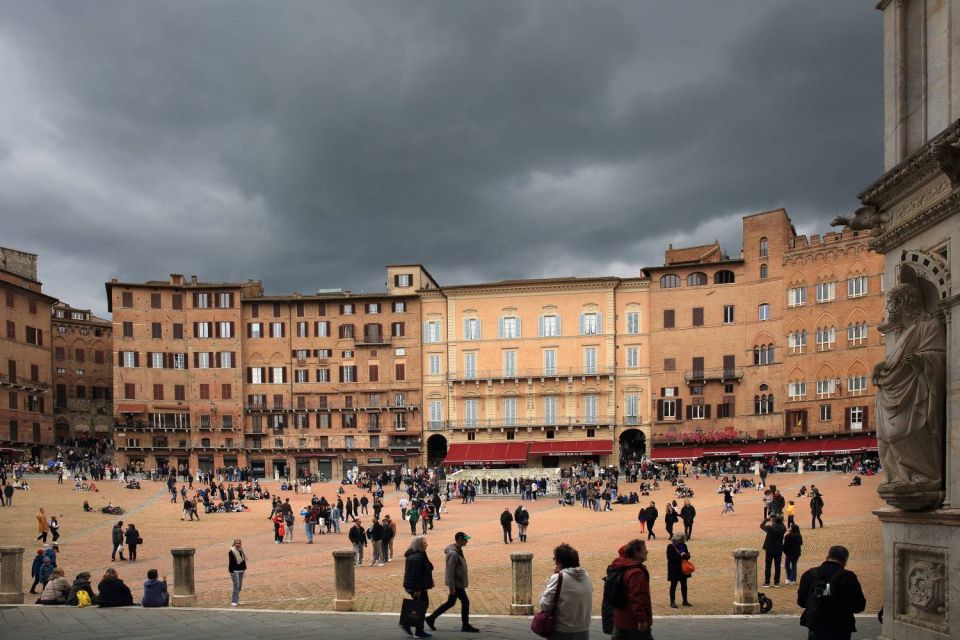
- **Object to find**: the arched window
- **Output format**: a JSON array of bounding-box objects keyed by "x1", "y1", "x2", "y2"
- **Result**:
[
  {"x1": 714, "y1": 270, "x2": 735, "y2": 284},
  {"x1": 687, "y1": 272, "x2": 707, "y2": 286},
  {"x1": 759, "y1": 237, "x2": 768, "y2": 258},
  {"x1": 660, "y1": 274, "x2": 681, "y2": 289},
  {"x1": 760, "y1": 264, "x2": 768, "y2": 279},
  {"x1": 754, "y1": 394, "x2": 774, "y2": 415},
  {"x1": 753, "y1": 344, "x2": 775, "y2": 366}
]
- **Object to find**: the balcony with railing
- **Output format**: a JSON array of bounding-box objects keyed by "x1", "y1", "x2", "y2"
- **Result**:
[
  {"x1": 447, "y1": 366, "x2": 616, "y2": 383},
  {"x1": 0, "y1": 373, "x2": 50, "y2": 393},
  {"x1": 683, "y1": 367, "x2": 745, "y2": 384},
  {"x1": 388, "y1": 436, "x2": 422, "y2": 450},
  {"x1": 446, "y1": 415, "x2": 612, "y2": 430},
  {"x1": 113, "y1": 417, "x2": 191, "y2": 432},
  {"x1": 356, "y1": 332, "x2": 391, "y2": 346}
]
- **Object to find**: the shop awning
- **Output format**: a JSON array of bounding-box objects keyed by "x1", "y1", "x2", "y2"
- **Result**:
[
  {"x1": 528, "y1": 440, "x2": 613, "y2": 457},
  {"x1": 444, "y1": 442, "x2": 529, "y2": 466},
  {"x1": 116, "y1": 403, "x2": 146, "y2": 413},
  {"x1": 650, "y1": 435, "x2": 878, "y2": 461}
]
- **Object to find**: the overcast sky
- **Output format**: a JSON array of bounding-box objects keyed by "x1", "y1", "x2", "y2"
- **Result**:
[{"x1": 0, "y1": 1, "x2": 883, "y2": 318}]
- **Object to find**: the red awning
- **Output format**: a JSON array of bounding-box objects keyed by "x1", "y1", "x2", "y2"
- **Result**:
[
  {"x1": 651, "y1": 435, "x2": 877, "y2": 461},
  {"x1": 116, "y1": 404, "x2": 147, "y2": 413},
  {"x1": 650, "y1": 446, "x2": 704, "y2": 461},
  {"x1": 528, "y1": 440, "x2": 613, "y2": 456},
  {"x1": 444, "y1": 442, "x2": 529, "y2": 466}
]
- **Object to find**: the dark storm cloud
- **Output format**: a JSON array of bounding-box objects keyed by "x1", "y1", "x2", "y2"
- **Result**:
[{"x1": 0, "y1": 1, "x2": 882, "y2": 316}]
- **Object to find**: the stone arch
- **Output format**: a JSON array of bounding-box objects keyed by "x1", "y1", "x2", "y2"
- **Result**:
[
  {"x1": 786, "y1": 270, "x2": 807, "y2": 286},
  {"x1": 427, "y1": 434, "x2": 448, "y2": 465},
  {"x1": 619, "y1": 428, "x2": 647, "y2": 458},
  {"x1": 815, "y1": 363, "x2": 837, "y2": 379}
]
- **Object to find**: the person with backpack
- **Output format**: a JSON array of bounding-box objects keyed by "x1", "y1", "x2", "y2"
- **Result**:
[
  {"x1": 797, "y1": 545, "x2": 866, "y2": 640},
  {"x1": 602, "y1": 539, "x2": 653, "y2": 640},
  {"x1": 760, "y1": 515, "x2": 786, "y2": 588},
  {"x1": 783, "y1": 524, "x2": 803, "y2": 584},
  {"x1": 67, "y1": 571, "x2": 97, "y2": 606}
]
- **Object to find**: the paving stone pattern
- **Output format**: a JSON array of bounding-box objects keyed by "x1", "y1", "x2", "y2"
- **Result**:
[
  {"x1": 0, "y1": 606, "x2": 883, "y2": 640},
  {"x1": 0, "y1": 471, "x2": 884, "y2": 616}
]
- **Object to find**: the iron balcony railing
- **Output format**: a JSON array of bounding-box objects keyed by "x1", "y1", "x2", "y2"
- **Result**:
[
  {"x1": 683, "y1": 367, "x2": 745, "y2": 383},
  {"x1": 445, "y1": 416, "x2": 613, "y2": 430},
  {"x1": 447, "y1": 366, "x2": 615, "y2": 382}
]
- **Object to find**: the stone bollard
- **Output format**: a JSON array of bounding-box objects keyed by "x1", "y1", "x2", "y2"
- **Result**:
[
  {"x1": 170, "y1": 548, "x2": 197, "y2": 607},
  {"x1": 0, "y1": 546, "x2": 25, "y2": 604},
  {"x1": 333, "y1": 549, "x2": 356, "y2": 611},
  {"x1": 732, "y1": 548, "x2": 760, "y2": 614},
  {"x1": 510, "y1": 552, "x2": 534, "y2": 615}
]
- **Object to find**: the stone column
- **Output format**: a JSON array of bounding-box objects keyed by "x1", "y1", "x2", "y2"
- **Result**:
[
  {"x1": 333, "y1": 549, "x2": 356, "y2": 611},
  {"x1": 798, "y1": 460, "x2": 804, "y2": 474},
  {"x1": 510, "y1": 552, "x2": 534, "y2": 615},
  {"x1": 0, "y1": 546, "x2": 24, "y2": 604},
  {"x1": 732, "y1": 548, "x2": 760, "y2": 614},
  {"x1": 170, "y1": 547, "x2": 196, "y2": 607}
]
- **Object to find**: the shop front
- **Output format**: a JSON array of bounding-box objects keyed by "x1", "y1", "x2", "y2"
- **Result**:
[{"x1": 528, "y1": 440, "x2": 614, "y2": 468}]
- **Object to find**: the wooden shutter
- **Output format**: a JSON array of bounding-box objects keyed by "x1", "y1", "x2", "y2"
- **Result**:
[
  {"x1": 844, "y1": 407, "x2": 851, "y2": 430},
  {"x1": 215, "y1": 352, "x2": 222, "y2": 368},
  {"x1": 396, "y1": 363, "x2": 405, "y2": 380},
  {"x1": 165, "y1": 353, "x2": 173, "y2": 369},
  {"x1": 393, "y1": 274, "x2": 400, "y2": 286},
  {"x1": 133, "y1": 352, "x2": 140, "y2": 367},
  {"x1": 657, "y1": 399, "x2": 664, "y2": 421},
  {"x1": 268, "y1": 368, "x2": 274, "y2": 384},
  {"x1": 146, "y1": 352, "x2": 153, "y2": 368},
  {"x1": 862, "y1": 406, "x2": 868, "y2": 429},
  {"x1": 705, "y1": 404, "x2": 711, "y2": 419},
  {"x1": 685, "y1": 404, "x2": 692, "y2": 420},
  {"x1": 675, "y1": 399, "x2": 682, "y2": 420},
  {"x1": 193, "y1": 353, "x2": 199, "y2": 368},
  {"x1": 246, "y1": 368, "x2": 252, "y2": 384},
  {"x1": 229, "y1": 321, "x2": 235, "y2": 336},
  {"x1": 692, "y1": 308, "x2": 704, "y2": 326},
  {"x1": 369, "y1": 365, "x2": 378, "y2": 382},
  {"x1": 664, "y1": 310, "x2": 675, "y2": 328},
  {"x1": 192, "y1": 292, "x2": 199, "y2": 308}
]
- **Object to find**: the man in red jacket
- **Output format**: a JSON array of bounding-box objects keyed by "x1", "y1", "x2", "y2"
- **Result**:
[{"x1": 608, "y1": 539, "x2": 653, "y2": 639}]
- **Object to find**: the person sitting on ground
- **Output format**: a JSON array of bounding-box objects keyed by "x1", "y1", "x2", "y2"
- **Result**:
[
  {"x1": 83, "y1": 500, "x2": 94, "y2": 512},
  {"x1": 141, "y1": 568, "x2": 169, "y2": 607},
  {"x1": 849, "y1": 476, "x2": 862, "y2": 487},
  {"x1": 97, "y1": 568, "x2": 134, "y2": 607},
  {"x1": 67, "y1": 572, "x2": 98, "y2": 606},
  {"x1": 38, "y1": 567, "x2": 71, "y2": 605},
  {"x1": 797, "y1": 485, "x2": 808, "y2": 498}
]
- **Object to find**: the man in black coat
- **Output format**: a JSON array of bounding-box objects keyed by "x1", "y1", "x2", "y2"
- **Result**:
[
  {"x1": 348, "y1": 519, "x2": 367, "y2": 567},
  {"x1": 499, "y1": 508, "x2": 513, "y2": 544},
  {"x1": 111, "y1": 521, "x2": 126, "y2": 561},
  {"x1": 760, "y1": 515, "x2": 786, "y2": 587},
  {"x1": 797, "y1": 545, "x2": 866, "y2": 640},
  {"x1": 679, "y1": 500, "x2": 696, "y2": 540},
  {"x1": 645, "y1": 502, "x2": 659, "y2": 540}
]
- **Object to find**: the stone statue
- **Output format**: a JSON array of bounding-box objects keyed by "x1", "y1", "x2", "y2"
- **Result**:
[
  {"x1": 872, "y1": 264, "x2": 946, "y2": 511},
  {"x1": 831, "y1": 204, "x2": 888, "y2": 232}
]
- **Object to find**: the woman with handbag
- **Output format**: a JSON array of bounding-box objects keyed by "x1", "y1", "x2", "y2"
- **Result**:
[
  {"x1": 666, "y1": 533, "x2": 693, "y2": 608},
  {"x1": 125, "y1": 523, "x2": 141, "y2": 562},
  {"x1": 401, "y1": 536, "x2": 434, "y2": 638},
  {"x1": 535, "y1": 544, "x2": 592, "y2": 640}
]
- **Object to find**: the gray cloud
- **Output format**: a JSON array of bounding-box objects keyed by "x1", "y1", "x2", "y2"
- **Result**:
[{"x1": 0, "y1": 1, "x2": 882, "y2": 316}]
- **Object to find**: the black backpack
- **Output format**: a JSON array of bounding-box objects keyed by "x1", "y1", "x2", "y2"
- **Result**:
[
  {"x1": 803, "y1": 568, "x2": 844, "y2": 629},
  {"x1": 601, "y1": 566, "x2": 629, "y2": 634}
]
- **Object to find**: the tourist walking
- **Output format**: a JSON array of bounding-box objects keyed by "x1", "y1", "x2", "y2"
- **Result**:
[
  {"x1": 500, "y1": 507, "x2": 514, "y2": 544},
  {"x1": 797, "y1": 545, "x2": 866, "y2": 640},
  {"x1": 401, "y1": 536, "x2": 434, "y2": 638},
  {"x1": 783, "y1": 524, "x2": 803, "y2": 584},
  {"x1": 760, "y1": 515, "x2": 786, "y2": 588},
  {"x1": 666, "y1": 533, "x2": 692, "y2": 608},
  {"x1": 36, "y1": 508, "x2": 50, "y2": 543},
  {"x1": 645, "y1": 502, "x2": 659, "y2": 540},
  {"x1": 125, "y1": 523, "x2": 141, "y2": 561},
  {"x1": 228, "y1": 539, "x2": 247, "y2": 607},
  {"x1": 382, "y1": 514, "x2": 396, "y2": 561},
  {"x1": 810, "y1": 490, "x2": 825, "y2": 529},
  {"x1": 368, "y1": 517, "x2": 384, "y2": 566},
  {"x1": 721, "y1": 488, "x2": 735, "y2": 515},
  {"x1": 29, "y1": 549, "x2": 44, "y2": 594},
  {"x1": 2, "y1": 480, "x2": 13, "y2": 506},
  {"x1": 425, "y1": 532, "x2": 479, "y2": 633},
  {"x1": 680, "y1": 500, "x2": 696, "y2": 540},
  {"x1": 111, "y1": 521, "x2": 126, "y2": 561},
  {"x1": 538, "y1": 543, "x2": 592, "y2": 640},
  {"x1": 49, "y1": 515, "x2": 61, "y2": 542},
  {"x1": 664, "y1": 503, "x2": 678, "y2": 538},
  {"x1": 349, "y1": 519, "x2": 367, "y2": 567},
  {"x1": 515, "y1": 505, "x2": 530, "y2": 542},
  {"x1": 605, "y1": 539, "x2": 653, "y2": 640}
]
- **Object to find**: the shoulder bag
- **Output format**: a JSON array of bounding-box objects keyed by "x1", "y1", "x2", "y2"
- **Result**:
[{"x1": 531, "y1": 571, "x2": 563, "y2": 638}]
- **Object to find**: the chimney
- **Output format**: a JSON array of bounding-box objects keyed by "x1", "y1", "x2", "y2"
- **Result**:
[
  {"x1": 170, "y1": 274, "x2": 184, "y2": 285},
  {"x1": 190, "y1": 275, "x2": 198, "y2": 284}
]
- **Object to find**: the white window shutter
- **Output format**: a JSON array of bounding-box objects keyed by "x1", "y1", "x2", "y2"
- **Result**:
[
  {"x1": 498, "y1": 318, "x2": 505, "y2": 339},
  {"x1": 463, "y1": 319, "x2": 469, "y2": 340},
  {"x1": 597, "y1": 312, "x2": 602, "y2": 334},
  {"x1": 538, "y1": 316, "x2": 544, "y2": 337},
  {"x1": 579, "y1": 313, "x2": 585, "y2": 335},
  {"x1": 476, "y1": 318, "x2": 481, "y2": 340},
  {"x1": 557, "y1": 315, "x2": 562, "y2": 336},
  {"x1": 516, "y1": 317, "x2": 522, "y2": 338}
]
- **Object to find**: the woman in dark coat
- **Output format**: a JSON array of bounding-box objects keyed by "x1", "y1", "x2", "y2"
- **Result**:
[
  {"x1": 666, "y1": 533, "x2": 692, "y2": 608},
  {"x1": 401, "y1": 536, "x2": 434, "y2": 638},
  {"x1": 125, "y1": 523, "x2": 141, "y2": 561},
  {"x1": 783, "y1": 524, "x2": 803, "y2": 584},
  {"x1": 664, "y1": 503, "x2": 679, "y2": 538},
  {"x1": 97, "y1": 568, "x2": 134, "y2": 607}
]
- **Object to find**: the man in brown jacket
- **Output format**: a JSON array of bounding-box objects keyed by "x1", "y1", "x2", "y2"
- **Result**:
[{"x1": 608, "y1": 539, "x2": 653, "y2": 640}]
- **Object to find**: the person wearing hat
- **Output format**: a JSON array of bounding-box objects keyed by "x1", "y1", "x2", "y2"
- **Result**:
[
  {"x1": 44, "y1": 543, "x2": 58, "y2": 569},
  {"x1": 425, "y1": 532, "x2": 479, "y2": 633},
  {"x1": 29, "y1": 549, "x2": 44, "y2": 594}
]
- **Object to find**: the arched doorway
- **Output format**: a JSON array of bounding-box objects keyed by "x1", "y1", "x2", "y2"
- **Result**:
[
  {"x1": 427, "y1": 434, "x2": 448, "y2": 466},
  {"x1": 619, "y1": 429, "x2": 647, "y2": 465},
  {"x1": 54, "y1": 420, "x2": 70, "y2": 443}
]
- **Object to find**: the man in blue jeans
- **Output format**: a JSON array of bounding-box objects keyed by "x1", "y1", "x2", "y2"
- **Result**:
[{"x1": 425, "y1": 532, "x2": 479, "y2": 633}]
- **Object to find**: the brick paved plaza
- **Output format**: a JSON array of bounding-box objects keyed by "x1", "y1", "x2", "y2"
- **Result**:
[{"x1": 0, "y1": 471, "x2": 884, "y2": 616}]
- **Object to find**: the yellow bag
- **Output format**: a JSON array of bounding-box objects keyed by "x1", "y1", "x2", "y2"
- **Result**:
[{"x1": 76, "y1": 590, "x2": 92, "y2": 607}]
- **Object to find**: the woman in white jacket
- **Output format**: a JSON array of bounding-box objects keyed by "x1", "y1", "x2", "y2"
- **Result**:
[{"x1": 538, "y1": 543, "x2": 593, "y2": 640}]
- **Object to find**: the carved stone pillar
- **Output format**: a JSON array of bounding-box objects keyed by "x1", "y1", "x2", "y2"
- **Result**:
[
  {"x1": 170, "y1": 547, "x2": 196, "y2": 606},
  {"x1": 333, "y1": 549, "x2": 356, "y2": 611},
  {"x1": 0, "y1": 546, "x2": 24, "y2": 604},
  {"x1": 510, "y1": 552, "x2": 534, "y2": 615},
  {"x1": 732, "y1": 548, "x2": 760, "y2": 614}
]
